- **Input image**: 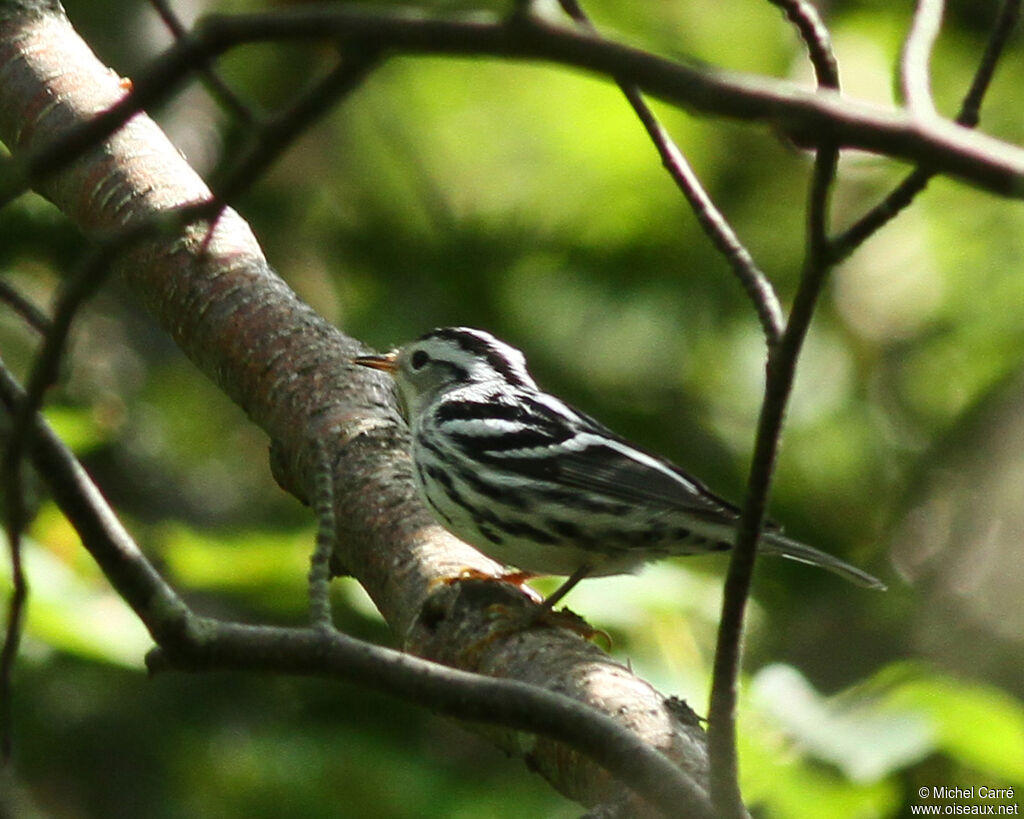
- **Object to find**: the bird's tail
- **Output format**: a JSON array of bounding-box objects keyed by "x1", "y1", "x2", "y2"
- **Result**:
[{"x1": 759, "y1": 531, "x2": 887, "y2": 590}]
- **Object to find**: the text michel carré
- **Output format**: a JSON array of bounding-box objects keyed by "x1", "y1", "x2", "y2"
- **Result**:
[{"x1": 930, "y1": 787, "x2": 1015, "y2": 800}]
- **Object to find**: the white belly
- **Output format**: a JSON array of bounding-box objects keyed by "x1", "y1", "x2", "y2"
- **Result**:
[{"x1": 416, "y1": 470, "x2": 651, "y2": 577}]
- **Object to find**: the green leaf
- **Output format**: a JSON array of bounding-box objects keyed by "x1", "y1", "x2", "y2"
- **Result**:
[
  {"x1": 750, "y1": 663, "x2": 935, "y2": 783},
  {"x1": 878, "y1": 662, "x2": 1024, "y2": 783}
]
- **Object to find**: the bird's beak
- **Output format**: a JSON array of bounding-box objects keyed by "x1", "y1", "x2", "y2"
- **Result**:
[{"x1": 352, "y1": 352, "x2": 398, "y2": 373}]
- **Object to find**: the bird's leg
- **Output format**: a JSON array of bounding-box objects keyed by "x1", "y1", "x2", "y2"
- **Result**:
[
  {"x1": 532, "y1": 564, "x2": 592, "y2": 619},
  {"x1": 522, "y1": 564, "x2": 609, "y2": 644}
]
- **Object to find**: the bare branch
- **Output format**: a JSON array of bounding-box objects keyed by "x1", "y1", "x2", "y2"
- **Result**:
[
  {"x1": 0, "y1": 220, "x2": 167, "y2": 763},
  {"x1": 152, "y1": 619, "x2": 715, "y2": 819},
  {"x1": 5, "y1": 6, "x2": 1024, "y2": 209},
  {"x1": 0, "y1": 280, "x2": 51, "y2": 334},
  {"x1": 0, "y1": 203, "x2": 220, "y2": 760},
  {"x1": 830, "y1": 0, "x2": 1020, "y2": 263},
  {"x1": 768, "y1": 0, "x2": 839, "y2": 89},
  {"x1": 0, "y1": 476, "x2": 26, "y2": 764},
  {"x1": 708, "y1": 140, "x2": 843, "y2": 818},
  {"x1": 901, "y1": 0, "x2": 945, "y2": 118},
  {"x1": 211, "y1": 51, "x2": 380, "y2": 204},
  {"x1": 958, "y1": 0, "x2": 1020, "y2": 129},
  {"x1": 194, "y1": 52, "x2": 379, "y2": 254},
  {"x1": 147, "y1": 0, "x2": 258, "y2": 125},
  {"x1": 0, "y1": 203, "x2": 223, "y2": 619},
  {"x1": 708, "y1": 4, "x2": 842, "y2": 813},
  {"x1": 0, "y1": 357, "x2": 189, "y2": 635},
  {"x1": 309, "y1": 440, "x2": 336, "y2": 632},
  {"x1": 556, "y1": 0, "x2": 783, "y2": 346}
]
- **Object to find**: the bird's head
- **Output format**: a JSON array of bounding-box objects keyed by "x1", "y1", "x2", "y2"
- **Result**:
[{"x1": 353, "y1": 327, "x2": 537, "y2": 418}]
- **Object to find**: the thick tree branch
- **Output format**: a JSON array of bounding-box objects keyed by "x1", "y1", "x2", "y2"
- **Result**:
[
  {"x1": 0, "y1": 2, "x2": 713, "y2": 813},
  {"x1": 4, "y1": 4, "x2": 1024, "y2": 208}
]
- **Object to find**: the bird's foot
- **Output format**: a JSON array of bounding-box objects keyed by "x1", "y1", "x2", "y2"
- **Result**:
[
  {"x1": 426, "y1": 568, "x2": 608, "y2": 645},
  {"x1": 477, "y1": 600, "x2": 610, "y2": 646},
  {"x1": 430, "y1": 567, "x2": 543, "y2": 602}
]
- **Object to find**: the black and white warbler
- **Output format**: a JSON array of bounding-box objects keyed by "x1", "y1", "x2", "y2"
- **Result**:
[{"x1": 354, "y1": 327, "x2": 885, "y2": 608}]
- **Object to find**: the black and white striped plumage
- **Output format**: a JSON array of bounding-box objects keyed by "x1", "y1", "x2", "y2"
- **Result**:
[{"x1": 354, "y1": 327, "x2": 884, "y2": 597}]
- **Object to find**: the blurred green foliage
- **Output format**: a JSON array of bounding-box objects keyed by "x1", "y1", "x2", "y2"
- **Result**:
[{"x1": 2, "y1": 0, "x2": 1024, "y2": 816}]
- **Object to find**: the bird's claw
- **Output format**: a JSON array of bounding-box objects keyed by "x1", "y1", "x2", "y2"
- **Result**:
[{"x1": 430, "y1": 567, "x2": 543, "y2": 602}]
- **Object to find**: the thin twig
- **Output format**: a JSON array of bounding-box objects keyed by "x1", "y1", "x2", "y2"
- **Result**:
[
  {"x1": 708, "y1": 3, "x2": 840, "y2": 814},
  {"x1": 0, "y1": 465, "x2": 26, "y2": 764},
  {"x1": 624, "y1": 89, "x2": 784, "y2": 346},
  {"x1": 556, "y1": 0, "x2": 783, "y2": 345},
  {"x1": 195, "y1": 52, "x2": 378, "y2": 254},
  {"x1": 4, "y1": 201, "x2": 223, "y2": 480},
  {"x1": 958, "y1": 0, "x2": 1020, "y2": 129},
  {"x1": 211, "y1": 52, "x2": 379, "y2": 204},
  {"x1": 0, "y1": 242, "x2": 122, "y2": 765},
  {"x1": 830, "y1": 0, "x2": 1019, "y2": 263},
  {"x1": 0, "y1": 356, "x2": 187, "y2": 630},
  {"x1": 767, "y1": 0, "x2": 839, "y2": 88},
  {"x1": 0, "y1": 280, "x2": 51, "y2": 335},
  {"x1": 901, "y1": 0, "x2": 945, "y2": 118},
  {"x1": 309, "y1": 440, "x2": 336, "y2": 631},
  {"x1": 147, "y1": 0, "x2": 258, "y2": 126},
  {"x1": 708, "y1": 143, "x2": 841, "y2": 819}
]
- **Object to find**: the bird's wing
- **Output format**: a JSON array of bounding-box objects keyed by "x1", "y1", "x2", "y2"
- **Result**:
[
  {"x1": 446, "y1": 391, "x2": 742, "y2": 521},
  {"x1": 531, "y1": 433, "x2": 741, "y2": 520}
]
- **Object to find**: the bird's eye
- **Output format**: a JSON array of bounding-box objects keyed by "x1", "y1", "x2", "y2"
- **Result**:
[{"x1": 410, "y1": 350, "x2": 430, "y2": 370}]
